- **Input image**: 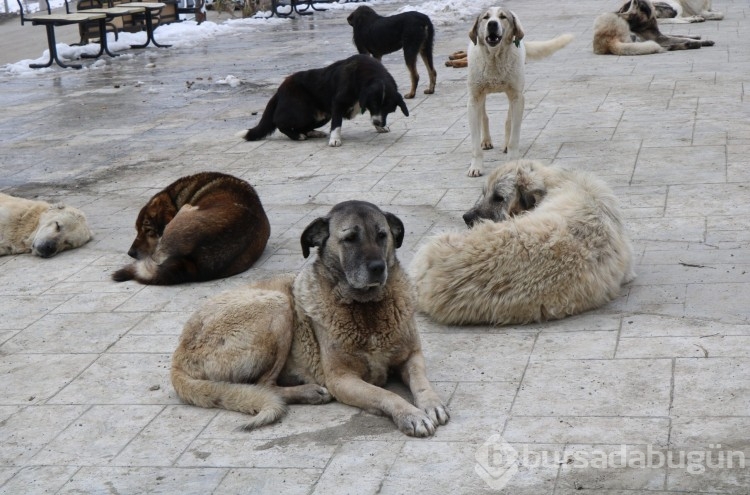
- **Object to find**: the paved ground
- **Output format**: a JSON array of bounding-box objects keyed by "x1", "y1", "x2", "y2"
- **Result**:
[{"x1": 1, "y1": 0, "x2": 749, "y2": 493}]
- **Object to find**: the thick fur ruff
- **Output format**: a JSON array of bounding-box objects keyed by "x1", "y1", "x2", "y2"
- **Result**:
[
  {"x1": 113, "y1": 171, "x2": 270, "y2": 285},
  {"x1": 410, "y1": 160, "x2": 635, "y2": 326},
  {"x1": 241, "y1": 54, "x2": 408, "y2": 147},
  {"x1": 347, "y1": 5, "x2": 437, "y2": 99},
  {"x1": 0, "y1": 192, "x2": 92, "y2": 258}
]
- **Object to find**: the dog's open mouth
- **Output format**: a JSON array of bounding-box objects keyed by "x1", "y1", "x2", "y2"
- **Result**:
[{"x1": 486, "y1": 34, "x2": 502, "y2": 47}]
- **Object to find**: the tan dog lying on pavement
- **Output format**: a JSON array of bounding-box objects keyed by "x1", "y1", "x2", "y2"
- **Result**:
[
  {"x1": 0, "y1": 192, "x2": 92, "y2": 258},
  {"x1": 410, "y1": 160, "x2": 635, "y2": 325},
  {"x1": 171, "y1": 200, "x2": 449, "y2": 437}
]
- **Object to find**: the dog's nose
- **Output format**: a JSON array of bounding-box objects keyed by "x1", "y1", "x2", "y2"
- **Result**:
[
  {"x1": 367, "y1": 260, "x2": 386, "y2": 277},
  {"x1": 34, "y1": 241, "x2": 57, "y2": 258},
  {"x1": 463, "y1": 211, "x2": 478, "y2": 228},
  {"x1": 487, "y1": 20, "x2": 499, "y2": 33},
  {"x1": 127, "y1": 247, "x2": 139, "y2": 259}
]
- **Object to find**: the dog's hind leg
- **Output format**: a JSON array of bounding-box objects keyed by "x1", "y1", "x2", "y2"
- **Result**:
[
  {"x1": 420, "y1": 49, "x2": 437, "y2": 95},
  {"x1": 403, "y1": 46, "x2": 420, "y2": 99}
]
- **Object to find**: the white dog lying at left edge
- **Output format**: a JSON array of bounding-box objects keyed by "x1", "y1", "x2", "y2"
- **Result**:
[
  {"x1": 0, "y1": 192, "x2": 92, "y2": 258},
  {"x1": 466, "y1": 6, "x2": 573, "y2": 177}
]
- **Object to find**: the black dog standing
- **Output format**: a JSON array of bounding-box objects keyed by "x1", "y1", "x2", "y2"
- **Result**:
[{"x1": 347, "y1": 6, "x2": 437, "y2": 99}]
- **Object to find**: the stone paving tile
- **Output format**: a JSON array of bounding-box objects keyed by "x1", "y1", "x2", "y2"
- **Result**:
[
  {"x1": 60, "y1": 467, "x2": 228, "y2": 494},
  {"x1": 512, "y1": 359, "x2": 672, "y2": 417},
  {"x1": 214, "y1": 468, "x2": 322, "y2": 494},
  {"x1": 0, "y1": 0, "x2": 749, "y2": 492}
]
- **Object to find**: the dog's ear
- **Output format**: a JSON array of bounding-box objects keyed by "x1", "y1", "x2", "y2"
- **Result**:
[
  {"x1": 509, "y1": 10, "x2": 525, "y2": 43},
  {"x1": 518, "y1": 187, "x2": 545, "y2": 211},
  {"x1": 301, "y1": 217, "x2": 329, "y2": 258},
  {"x1": 359, "y1": 81, "x2": 380, "y2": 114},
  {"x1": 469, "y1": 14, "x2": 481, "y2": 45},
  {"x1": 397, "y1": 95, "x2": 409, "y2": 117},
  {"x1": 149, "y1": 195, "x2": 177, "y2": 232},
  {"x1": 384, "y1": 212, "x2": 404, "y2": 249}
]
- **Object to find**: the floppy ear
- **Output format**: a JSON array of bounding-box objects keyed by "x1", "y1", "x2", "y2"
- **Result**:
[
  {"x1": 301, "y1": 217, "x2": 329, "y2": 258},
  {"x1": 518, "y1": 187, "x2": 546, "y2": 211},
  {"x1": 639, "y1": 0, "x2": 652, "y2": 18},
  {"x1": 469, "y1": 14, "x2": 480, "y2": 45},
  {"x1": 509, "y1": 10, "x2": 525, "y2": 42},
  {"x1": 359, "y1": 81, "x2": 380, "y2": 114},
  {"x1": 397, "y1": 95, "x2": 409, "y2": 117},
  {"x1": 150, "y1": 195, "x2": 177, "y2": 232},
  {"x1": 384, "y1": 212, "x2": 404, "y2": 249}
]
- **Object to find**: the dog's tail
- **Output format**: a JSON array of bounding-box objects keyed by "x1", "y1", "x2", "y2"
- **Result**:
[
  {"x1": 524, "y1": 33, "x2": 575, "y2": 61},
  {"x1": 608, "y1": 39, "x2": 664, "y2": 55},
  {"x1": 171, "y1": 366, "x2": 287, "y2": 431},
  {"x1": 111, "y1": 257, "x2": 199, "y2": 285},
  {"x1": 240, "y1": 92, "x2": 279, "y2": 141}
]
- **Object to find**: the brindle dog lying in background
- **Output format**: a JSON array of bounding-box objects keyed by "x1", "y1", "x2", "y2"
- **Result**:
[{"x1": 618, "y1": 0, "x2": 714, "y2": 50}]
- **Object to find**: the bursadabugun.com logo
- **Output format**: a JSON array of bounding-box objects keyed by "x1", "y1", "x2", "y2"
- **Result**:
[
  {"x1": 474, "y1": 435, "x2": 520, "y2": 490},
  {"x1": 475, "y1": 435, "x2": 746, "y2": 491}
]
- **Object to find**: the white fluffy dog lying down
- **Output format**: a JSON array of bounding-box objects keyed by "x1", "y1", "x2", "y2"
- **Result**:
[
  {"x1": 410, "y1": 160, "x2": 635, "y2": 326},
  {"x1": 0, "y1": 192, "x2": 92, "y2": 258}
]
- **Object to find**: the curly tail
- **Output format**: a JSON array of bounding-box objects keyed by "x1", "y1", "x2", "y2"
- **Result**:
[
  {"x1": 171, "y1": 367, "x2": 287, "y2": 431},
  {"x1": 241, "y1": 93, "x2": 279, "y2": 141}
]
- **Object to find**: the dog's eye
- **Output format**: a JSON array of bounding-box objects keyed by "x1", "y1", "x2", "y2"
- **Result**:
[
  {"x1": 376, "y1": 231, "x2": 388, "y2": 242},
  {"x1": 492, "y1": 193, "x2": 504, "y2": 203},
  {"x1": 482, "y1": 14, "x2": 490, "y2": 19},
  {"x1": 55, "y1": 221, "x2": 61, "y2": 232},
  {"x1": 342, "y1": 233, "x2": 358, "y2": 243},
  {"x1": 499, "y1": 13, "x2": 506, "y2": 19}
]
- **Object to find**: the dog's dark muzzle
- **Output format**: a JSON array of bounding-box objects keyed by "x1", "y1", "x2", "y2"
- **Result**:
[
  {"x1": 463, "y1": 210, "x2": 480, "y2": 228},
  {"x1": 486, "y1": 21, "x2": 502, "y2": 47},
  {"x1": 366, "y1": 259, "x2": 386, "y2": 284}
]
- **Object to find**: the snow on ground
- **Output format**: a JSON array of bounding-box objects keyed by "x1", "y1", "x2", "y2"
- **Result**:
[{"x1": 4, "y1": 0, "x2": 481, "y2": 76}]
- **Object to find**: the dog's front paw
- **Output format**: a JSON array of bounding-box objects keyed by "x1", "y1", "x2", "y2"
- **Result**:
[
  {"x1": 467, "y1": 166, "x2": 482, "y2": 177},
  {"x1": 404, "y1": 92, "x2": 416, "y2": 99},
  {"x1": 303, "y1": 385, "x2": 333, "y2": 404},
  {"x1": 702, "y1": 40, "x2": 715, "y2": 46},
  {"x1": 422, "y1": 402, "x2": 450, "y2": 426},
  {"x1": 481, "y1": 140, "x2": 493, "y2": 150},
  {"x1": 374, "y1": 126, "x2": 390, "y2": 133},
  {"x1": 328, "y1": 128, "x2": 342, "y2": 146},
  {"x1": 394, "y1": 409, "x2": 436, "y2": 437}
]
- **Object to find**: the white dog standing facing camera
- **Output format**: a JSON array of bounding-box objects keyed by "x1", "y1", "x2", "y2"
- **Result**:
[{"x1": 466, "y1": 7, "x2": 573, "y2": 177}]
